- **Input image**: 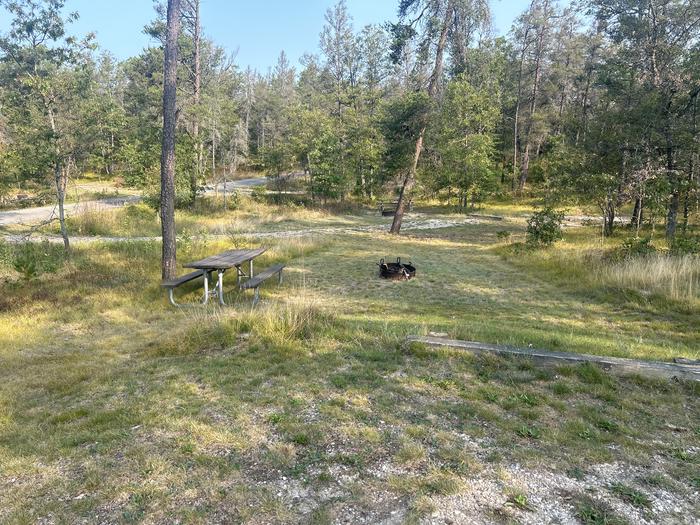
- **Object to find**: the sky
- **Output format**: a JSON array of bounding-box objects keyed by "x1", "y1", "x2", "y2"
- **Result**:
[{"x1": 2, "y1": 0, "x2": 533, "y2": 71}]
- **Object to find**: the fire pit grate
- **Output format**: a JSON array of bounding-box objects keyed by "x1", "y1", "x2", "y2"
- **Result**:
[{"x1": 378, "y1": 258, "x2": 416, "y2": 281}]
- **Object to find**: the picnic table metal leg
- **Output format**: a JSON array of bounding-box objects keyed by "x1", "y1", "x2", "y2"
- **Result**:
[
  {"x1": 217, "y1": 270, "x2": 227, "y2": 306},
  {"x1": 252, "y1": 286, "x2": 260, "y2": 307},
  {"x1": 168, "y1": 289, "x2": 179, "y2": 307},
  {"x1": 202, "y1": 271, "x2": 210, "y2": 305}
]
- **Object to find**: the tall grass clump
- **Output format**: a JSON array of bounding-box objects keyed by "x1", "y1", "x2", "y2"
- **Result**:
[
  {"x1": 65, "y1": 204, "x2": 159, "y2": 237},
  {"x1": 501, "y1": 235, "x2": 699, "y2": 307},
  {"x1": 266, "y1": 237, "x2": 329, "y2": 263},
  {"x1": 145, "y1": 296, "x2": 334, "y2": 357},
  {"x1": 243, "y1": 298, "x2": 335, "y2": 351},
  {"x1": 66, "y1": 203, "x2": 119, "y2": 236},
  {"x1": 601, "y1": 254, "x2": 699, "y2": 302}
]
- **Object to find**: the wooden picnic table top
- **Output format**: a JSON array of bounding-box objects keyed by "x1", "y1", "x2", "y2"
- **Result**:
[{"x1": 183, "y1": 248, "x2": 266, "y2": 270}]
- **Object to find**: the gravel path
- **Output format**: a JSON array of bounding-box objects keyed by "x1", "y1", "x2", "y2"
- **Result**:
[{"x1": 0, "y1": 196, "x2": 142, "y2": 228}]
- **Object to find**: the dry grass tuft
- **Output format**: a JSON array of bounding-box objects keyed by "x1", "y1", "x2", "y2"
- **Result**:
[{"x1": 601, "y1": 254, "x2": 699, "y2": 302}]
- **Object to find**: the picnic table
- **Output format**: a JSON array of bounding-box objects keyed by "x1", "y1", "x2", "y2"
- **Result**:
[
  {"x1": 184, "y1": 248, "x2": 265, "y2": 306},
  {"x1": 162, "y1": 247, "x2": 285, "y2": 307}
]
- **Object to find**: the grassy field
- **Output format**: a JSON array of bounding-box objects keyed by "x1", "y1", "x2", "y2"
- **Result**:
[{"x1": 0, "y1": 198, "x2": 698, "y2": 524}]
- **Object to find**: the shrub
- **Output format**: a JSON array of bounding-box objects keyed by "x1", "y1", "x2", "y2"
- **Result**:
[
  {"x1": 251, "y1": 185, "x2": 267, "y2": 203},
  {"x1": 225, "y1": 190, "x2": 241, "y2": 210},
  {"x1": 669, "y1": 235, "x2": 700, "y2": 256},
  {"x1": 189, "y1": 193, "x2": 241, "y2": 215},
  {"x1": 496, "y1": 230, "x2": 512, "y2": 242},
  {"x1": 526, "y1": 207, "x2": 564, "y2": 247},
  {"x1": 124, "y1": 203, "x2": 156, "y2": 223},
  {"x1": 616, "y1": 237, "x2": 656, "y2": 260},
  {"x1": 0, "y1": 240, "x2": 12, "y2": 269},
  {"x1": 12, "y1": 242, "x2": 66, "y2": 279}
]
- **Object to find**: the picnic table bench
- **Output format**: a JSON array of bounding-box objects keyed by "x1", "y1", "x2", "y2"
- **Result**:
[
  {"x1": 379, "y1": 200, "x2": 412, "y2": 216},
  {"x1": 162, "y1": 270, "x2": 207, "y2": 306},
  {"x1": 161, "y1": 247, "x2": 285, "y2": 307},
  {"x1": 240, "y1": 263, "x2": 285, "y2": 306}
]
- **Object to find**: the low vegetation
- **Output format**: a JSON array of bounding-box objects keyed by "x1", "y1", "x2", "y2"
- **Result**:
[
  {"x1": 1, "y1": 0, "x2": 699, "y2": 521},
  {"x1": 1, "y1": 198, "x2": 698, "y2": 523},
  {"x1": 501, "y1": 230, "x2": 700, "y2": 311}
]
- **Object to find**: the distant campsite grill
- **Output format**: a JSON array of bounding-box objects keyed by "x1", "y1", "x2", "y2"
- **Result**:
[{"x1": 378, "y1": 258, "x2": 416, "y2": 281}]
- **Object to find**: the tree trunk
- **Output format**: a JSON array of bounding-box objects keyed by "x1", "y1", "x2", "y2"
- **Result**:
[
  {"x1": 518, "y1": 2, "x2": 549, "y2": 193},
  {"x1": 191, "y1": 0, "x2": 202, "y2": 203},
  {"x1": 160, "y1": 0, "x2": 181, "y2": 281},
  {"x1": 391, "y1": 134, "x2": 424, "y2": 233},
  {"x1": 576, "y1": 67, "x2": 593, "y2": 145},
  {"x1": 683, "y1": 95, "x2": 698, "y2": 232},
  {"x1": 513, "y1": 27, "x2": 530, "y2": 186},
  {"x1": 223, "y1": 163, "x2": 228, "y2": 211},
  {"x1": 631, "y1": 197, "x2": 643, "y2": 232},
  {"x1": 665, "y1": 137, "x2": 678, "y2": 239},
  {"x1": 604, "y1": 198, "x2": 615, "y2": 237},
  {"x1": 47, "y1": 104, "x2": 69, "y2": 251},
  {"x1": 391, "y1": 0, "x2": 453, "y2": 235},
  {"x1": 55, "y1": 163, "x2": 70, "y2": 251},
  {"x1": 211, "y1": 127, "x2": 216, "y2": 189},
  {"x1": 556, "y1": 22, "x2": 574, "y2": 133}
]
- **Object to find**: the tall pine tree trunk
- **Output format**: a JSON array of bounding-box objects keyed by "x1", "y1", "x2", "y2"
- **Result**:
[
  {"x1": 664, "y1": 97, "x2": 678, "y2": 239},
  {"x1": 518, "y1": 2, "x2": 549, "y2": 193},
  {"x1": 683, "y1": 95, "x2": 698, "y2": 232},
  {"x1": 160, "y1": 0, "x2": 181, "y2": 280},
  {"x1": 191, "y1": 0, "x2": 202, "y2": 203},
  {"x1": 513, "y1": 28, "x2": 530, "y2": 187},
  {"x1": 391, "y1": 0, "x2": 453, "y2": 235},
  {"x1": 665, "y1": 140, "x2": 679, "y2": 239}
]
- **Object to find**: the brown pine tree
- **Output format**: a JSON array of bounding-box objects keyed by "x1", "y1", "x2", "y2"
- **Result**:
[{"x1": 160, "y1": 0, "x2": 181, "y2": 280}]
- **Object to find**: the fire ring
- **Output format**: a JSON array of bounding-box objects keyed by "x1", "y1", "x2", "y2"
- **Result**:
[{"x1": 378, "y1": 258, "x2": 416, "y2": 281}]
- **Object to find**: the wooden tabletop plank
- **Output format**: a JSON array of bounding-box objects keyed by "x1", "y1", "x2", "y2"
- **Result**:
[{"x1": 184, "y1": 248, "x2": 266, "y2": 270}]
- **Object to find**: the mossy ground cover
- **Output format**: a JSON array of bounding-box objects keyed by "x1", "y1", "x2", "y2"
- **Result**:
[{"x1": 0, "y1": 200, "x2": 698, "y2": 523}]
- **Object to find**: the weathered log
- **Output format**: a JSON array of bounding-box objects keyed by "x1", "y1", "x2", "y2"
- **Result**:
[{"x1": 407, "y1": 336, "x2": 700, "y2": 382}]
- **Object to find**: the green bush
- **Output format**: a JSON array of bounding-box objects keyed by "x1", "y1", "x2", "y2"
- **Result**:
[
  {"x1": 0, "y1": 240, "x2": 13, "y2": 269},
  {"x1": 251, "y1": 185, "x2": 267, "y2": 203},
  {"x1": 224, "y1": 190, "x2": 241, "y2": 210},
  {"x1": 526, "y1": 207, "x2": 564, "y2": 247},
  {"x1": 12, "y1": 242, "x2": 66, "y2": 279},
  {"x1": 496, "y1": 230, "x2": 512, "y2": 242},
  {"x1": 143, "y1": 186, "x2": 193, "y2": 211},
  {"x1": 191, "y1": 192, "x2": 241, "y2": 214},
  {"x1": 124, "y1": 203, "x2": 157, "y2": 223},
  {"x1": 669, "y1": 235, "x2": 700, "y2": 256},
  {"x1": 617, "y1": 237, "x2": 656, "y2": 260}
]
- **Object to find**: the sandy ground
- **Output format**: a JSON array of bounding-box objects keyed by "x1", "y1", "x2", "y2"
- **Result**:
[
  {"x1": 0, "y1": 177, "x2": 269, "y2": 228},
  {"x1": 0, "y1": 215, "x2": 487, "y2": 244}
]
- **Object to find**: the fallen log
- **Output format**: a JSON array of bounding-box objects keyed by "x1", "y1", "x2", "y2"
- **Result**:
[{"x1": 407, "y1": 336, "x2": 700, "y2": 382}]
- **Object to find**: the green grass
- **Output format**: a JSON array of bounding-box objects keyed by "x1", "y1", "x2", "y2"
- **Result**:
[
  {"x1": 573, "y1": 494, "x2": 629, "y2": 525},
  {"x1": 0, "y1": 198, "x2": 698, "y2": 522},
  {"x1": 608, "y1": 482, "x2": 652, "y2": 509}
]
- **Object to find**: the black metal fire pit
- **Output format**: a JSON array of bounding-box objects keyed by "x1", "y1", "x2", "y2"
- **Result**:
[{"x1": 378, "y1": 258, "x2": 416, "y2": 281}]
